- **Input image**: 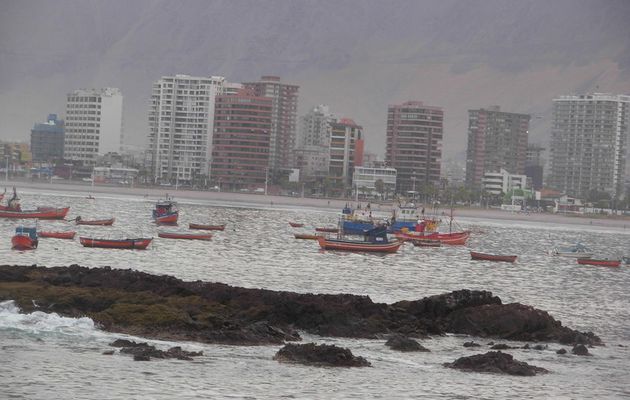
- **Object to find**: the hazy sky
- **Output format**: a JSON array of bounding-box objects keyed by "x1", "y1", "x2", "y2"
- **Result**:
[{"x1": 1, "y1": 0, "x2": 629, "y2": 159}]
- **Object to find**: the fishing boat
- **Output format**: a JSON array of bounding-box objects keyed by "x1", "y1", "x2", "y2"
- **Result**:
[
  {"x1": 0, "y1": 207, "x2": 70, "y2": 220},
  {"x1": 11, "y1": 226, "x2": 38, "y2": 250},
  {"x1": 577, "y1": 258, "x2": 621, "y2": 267},
  {"x1": 79, "y1": 237, "x2": 152, "y2": 249},
  {"x1": 75, "y1": 216, "x2": 115, "y2": 226},
  {"x1": 411, "y1": 238, "x2": 442, "y2": 247},
  {"x1": 289, "y1": 222, "x2": 304, "y2": 228},
  {"x1": 317, "y1": 225, "x2": 403, "y2": 253},
  {"x1": 470, "y1": 251, "x2": 517, "y2": 263},
  {"x1": 294, "y1": 233, "x2": 322, "y2": 240},
  {"x1": 189, "y1": 223, "x2": 226, "y2": 231},
  {"x1": 395, "y1": 230, "x2": 470, "y2": 245},
  {"x1": 158, "y1": 231, "x2": 213, "y2": 240},
  {"x1": 39, "y1": 231, "x2": 76, "y2": 239},
  {"x1": 315, "y1": 227, "x2": 339, "y2": 233},
  {"x1": 153, "y1": 196, "x2": 179, "y2": 225},
  {"x1": 552, "y1": 243, "x2": 592, "y2": 258}
]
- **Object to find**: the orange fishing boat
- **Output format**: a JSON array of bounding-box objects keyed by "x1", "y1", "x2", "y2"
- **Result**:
[
  {"x1": 80, "y1": 237, "x2": 152, "y2": 249},
  {"x1": 470, "y1": 251, "x2": 517, "y2": 263},
  {"x1": 395, "y1": 230, "x2": 470, "y2": 245},
  {"x1": 317, "y1": 236, "x2": 403, "y2": 253},
  {"x1": 75, "y1": 217, "x2": 115, "y2": 226},
  {"x1": 158, "y1": 232, "x2": 213, "y2": 240},
  {"x1": 11, "y1": 227, "x2": 38, "y2": 250},
  {"x1": 577, "y1": 258, "x2": 621, "y2": 267},
  {"x1": 189, "y1": 223, "x2": 225, "y2": 231},
  {"x1": 294, "y1": 233, "x2": 322, "y2": 240},
  {"x1": 153, "y1": 197, "x2": 178, "y2": 225},
  {"x1": 0, "y1": 207, "x2": 70, "y2": 220},
  {"x1": 39, "y1": 231, "x2": 76, "y2": 239}
]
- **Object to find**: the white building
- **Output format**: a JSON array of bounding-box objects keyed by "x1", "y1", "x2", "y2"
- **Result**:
[
  {"x1": 482, "y1": 168, "x2": 528, "y2": 195},
  {"x1": 64, "y1": 88, "x2": 123, "y2": 164},
  {"x1": 148, "y1": 74, "x2": 226, "y2": 183},
  {"x1": 353, "y1": 166, "x2": 397, "y2": 198},
  {"x1": 295, "y1": 105, "x2": 334, "y2": 178}
]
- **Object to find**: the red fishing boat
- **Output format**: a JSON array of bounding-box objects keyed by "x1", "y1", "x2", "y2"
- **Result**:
[
  {"x1": 75, "y1": 217, "x2": 115, "y2": 226},
  {"x1": 577, "y1": 258, "x2": 621, "y2": 267},
  {"x1": 158, "y1": 232, "x2": 213, "y2": 240},
  {"x1": 79, "y1": 237, "x2": 152, "y2": 249},
  {"x1": 189, "y1": 223, "x2": 225, "y2": 231},
  {"x1": 470, "y1": 251, "x2": 517, "y2": 263},
  {"x1": 294, "y1": 233, "x2": 322, "y2": 240},
  {"x1": 317, "y1": 225, "x2": 402, "y2": 253},
  {"x1": 315, "y1": 227, "x2": 339, "y2": 233},
  {"x1": 0, "y1": 207, "x2": 70, "y2": 220},
  {"x1": 39, "y1": 231, "x2": 76, "y2": 239},
  {"x1": 395, "y1": 230, "x2": 470, "y2": 245},
  {"x1": 289, "y1": 222, "x2": 304, "y2": 228},
  {"x1": 11, "y1": 226, "x2": 38, "y2": 250},
  {"x1": 153, "y1": 197, "x2": 179, "y2": 225}
]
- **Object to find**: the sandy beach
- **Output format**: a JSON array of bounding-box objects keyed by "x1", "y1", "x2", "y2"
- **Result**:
[{"x1": 3, "y1": 179, "x2": 630, "y2": 229}]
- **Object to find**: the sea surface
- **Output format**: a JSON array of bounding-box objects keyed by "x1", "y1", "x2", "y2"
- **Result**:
[{"x1": 1, "y1": 189, "x2": 629, "y2": 399}]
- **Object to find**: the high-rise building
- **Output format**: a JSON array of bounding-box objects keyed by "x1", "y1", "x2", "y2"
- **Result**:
[
  {"x1": 385, "y1": 101, "x2": 443, "y2": 194},
  {"x1": 148, "y1": 75, "x2": 225, "y2": 183},
  {"x1": 525, "y1": 144, "x2": 545, "y2": 190},
  {"x1": 465, "y1": 106, "x2": 530, "y2": 188},
  {"x1": 549, "y1": 93, "x2": 630, "y2": 198},
  {"x1": 64, "y1": 88, "x2": 123, "y2": 164},
  {"x1": 31, "y1": 114, "x2": 64, "y2": 162},
  {"x1": 210, "y1": 88, "x2": 273, "y2": 190},
  {"x1": 329, "y1": 118, "x2": 364, "y2": 186},
  {"x1": 243, "y1": 76, "x2": 298, "y2": 172},
  {"x1": 294, "y1": 105, "x2": 334, "y2": 178}
]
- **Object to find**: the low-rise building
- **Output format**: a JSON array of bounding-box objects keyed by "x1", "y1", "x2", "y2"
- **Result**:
[
  {"x1": 482, "y1": 169, "x2": 528, "y2": 195},
  {"x1": 352, "y1": 166, "x2": 397, "y2": 199},
  {"x1": 31, "y1": 114, "x2": 65, "y2": 162}
]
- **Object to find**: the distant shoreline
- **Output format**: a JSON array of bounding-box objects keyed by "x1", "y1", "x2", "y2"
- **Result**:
[{"x1": 3, "y1": 179, "x2": 629, "y2": 230}]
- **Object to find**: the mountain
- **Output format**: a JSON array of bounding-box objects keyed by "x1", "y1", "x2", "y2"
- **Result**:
[{"x1": 1, "y1": 0, "x2": 629, "y2": 158}]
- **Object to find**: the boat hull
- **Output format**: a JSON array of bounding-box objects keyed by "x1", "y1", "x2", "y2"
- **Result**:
[
  {"x1": 395, "y1": 231, "x2": 470, "y2": 245},
  {"x1": 289, "y1": 222, "x2": 304, "y2": 228},
  {"x1": 294, "y1": 233, "x2": 322, "y2": 240},
  {"x1": 315, "y1": 227, "x2": 339, "y2": 233},
  {"x1": 11, "y1": 235, "x2": 38, "y2": 250},
  {"x1": 158, "y1": 232, "x2": 212, "y2": 240},
  {"x1": 577, "y1": 258, "x2": 620, "y2": 267},
  {"x1": 189, "y1": 223, "x2": 225, "y2": 231},
  {"x1": 77, "y1": 218, "x2": 115, "y2": 226},
  {"x1": 80, "y1": 237, "x2": 152, "y2": 249},
  {"x1": 317, "y1": 237, "x2": 402, "y2": 253},
  {"x1": 470, "y1": 251, "x2": 517, "y2": 263},
  {"x1": 411, "y1": 239, "x2": 442, "y2": 247},
  {"x1": 0, "y1": 207, "x2": 70, "y2": 220},
  {"x1": 39, "y1": 231, "x2": 76, "y2": 239},
  {"x1": 155, "y1": 212, "x2": 178, "y2": 225}
]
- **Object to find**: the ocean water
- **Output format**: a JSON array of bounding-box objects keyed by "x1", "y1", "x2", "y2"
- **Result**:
[{"x1": 1, "y1": 190, "x2": 629, "y2": 399}]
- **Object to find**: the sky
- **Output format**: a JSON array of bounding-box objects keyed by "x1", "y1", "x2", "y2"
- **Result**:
[{"x1": 1, "y1": 0, "x2": 629, "y2": 160}]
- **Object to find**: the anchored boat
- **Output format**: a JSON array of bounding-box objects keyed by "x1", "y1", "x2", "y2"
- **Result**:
[
  {"x1": 294, "y1": 233, "x2": 322, "y2": 240},
  {"x1": 470, "y1": 251, "x2": 517, "y2": 263},
  {"x1": 39, "y1": 231, "x2": 76, "y2": 239},
  {"x1": 75, "y1": 217, "x2": 115, "y2": 226},
  {"x1": 12, "y1": 226, "x2": 38, "y2": 250},
  {"x1": 189, "y1": 223, "x2": 225, "y2": 231},
  {"x1": 577, "y1": 258, "x2": 620, "y2": 267},
  {"x1": 317, "y1": 225, "x2": 403, "y2": 253},
  {"x1": 288, "y1": 222, "x2": 304, "y2": 228},
  {"x1": 158, "y1": 232, "x2": 213, "y2": 240},
  {"x1": 79, "y1": 237, "x2": 152, "y2": 249},
  {"x1": 153, "y1": 196, "x2": 179, "y2": 225}
]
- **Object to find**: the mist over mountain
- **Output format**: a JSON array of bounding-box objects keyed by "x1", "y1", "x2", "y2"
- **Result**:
[{"x1": 1, "y1": 0, "x2": 629, "y2": 158}]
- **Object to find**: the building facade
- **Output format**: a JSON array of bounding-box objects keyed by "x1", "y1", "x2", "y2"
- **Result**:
[
  {"x1": 482, "y1": 168, "x2": 528, "y2": 195},
  {"x1": 148, "y1": 75, "x2": 226, "y2": 183},
  {"x1": 64, "y1": 88, "x2": 123, "y2": 164},
  {"x1": 243, "y1": 76, "x2": 299, "y2": 171},
  {"x1": 549, "y1": 93, "x2": 630, "y2": 198},
  {"x1": 210, "y1": 88, "x2": 273, "y2": 190},
  {"x1": 385, "y1": 101, "x2": 443, "y2": 194},
  {"x1": 329, "y1": 118, "x2": 364, "y2": 186},
  {"x1": 525, "y1": 144, "x2": 545, "y2": 190},
  {"x1": 353, "y1": 166, "x2": 397, "y2": 199},
  {"x1": 294, "y1": 105, "x2": 334, "y2": 179},
  {"x1": 465, "y1": 106, "x2": 530, "y2": 187},
  {"x1": 31, "y1": 114, "x2": 65, "y2": 162}
]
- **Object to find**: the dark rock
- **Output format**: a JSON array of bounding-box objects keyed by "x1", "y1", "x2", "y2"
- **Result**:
[
  {"x1": 490, "y1": 343, "x2": 517, "y2": 350},
  {"x1": 134, "y1": 354, "x2": 151, "y2": 361},
  {"x1": 522, "y1": 343, "x2": 530, "y2": 349},
  {"x1": 572, "y1": 344, "x2": 591, "y2": 356},
  {"x1": 487, "y1": 341, "x2": 495, "y2": 346},
  {"x1": 533, "y1": 344, "x2": 547, "y2": 351},
  {"x1": 273, "y1": 343, "x2": 371, "y2": 367},
  {"x1": 385, "y1": 335, "x2": 430, "y2": 352},
  {"x1": 114, "y1": 340, "x2": 202, "y2": 361},
  {"x1": 463, "y1": 341, "x2": 481, "y2": 347},
  {"x1": 110, "y1": 339, "x2": 146, "y2": 348},
  {"x1": 556, "y1": 348, "x2": 567, "y2": 354},
  {"x1": 102, "y1": 350, "x2": 115, "y2": 355},
  {"x1": 445, "y1": 351, "x2": 548, "y2": 376}
]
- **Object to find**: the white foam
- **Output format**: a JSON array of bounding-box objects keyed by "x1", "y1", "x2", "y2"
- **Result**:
[{"x1": 0, "y1": 300, "x2": 97, "y2": 336}]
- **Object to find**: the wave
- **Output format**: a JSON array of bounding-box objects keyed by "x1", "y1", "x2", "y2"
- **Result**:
[{"x1": 0, "y1": 300, "x2": 97, "y2": 337}]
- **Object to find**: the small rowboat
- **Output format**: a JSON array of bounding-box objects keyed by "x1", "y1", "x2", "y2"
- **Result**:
[
  {"x1": 577, "y1": 258, "x2": 621, "y2": 267},
  {"x1": 0, "y1": 207, "x2": 70, "y2": 220},
  {"x1": 315, "y1": 227, "x2": 339, "y2": 233},
  {"x1": 80, "y1": 237, "x2": 152, "y2": 249},
  {"x1": 317, "y1": 237, "x2": 403, "y2": 253},
  {"x1": 470, "y1": 251, "x2": 517, "y2": 263},
  {"x1": 76, "y1": 217, "x2": 115, "y2": 226},
  {"x1": 189, "y1": 223, "x2": 225, "y2": 231},
  {"x1": 289, "y1": 222, "x2": 304, "y2": 228},
  {"x1": 412, "y1": 239, "x2": 442, "y2": 247},
  {"x1": 294, "y1": 233, "x2": 322, "y2": 240},
  {"x1": 39, "y1": 231, "x2": 76, "y2": 239},
  {"x1": 158, "y1": 232, "x2": 213, "y2": 240}
]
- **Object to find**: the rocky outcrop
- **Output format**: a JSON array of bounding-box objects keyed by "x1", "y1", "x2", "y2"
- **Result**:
[
  {"x1": 0, "y1": 265, "x2": 601, "y2": 347},
  {"x1": 463, "y1": 341, "x2": 481, "y2": 348},
  {"x1": 109, "y1": 339, "x2": 203, "y2": 361},
  {"x1": 445, "y1": 351, "x2": 548, "y2": 376},
  {"x1": 572, "y1": 344, "x2": 591, "y2": 356},
  {"x1": 273, "y1": 343, "x2": 370, "y2": 367},
  {"x1": 385, "y1": 335, "x2": 430, "y2": 352}
]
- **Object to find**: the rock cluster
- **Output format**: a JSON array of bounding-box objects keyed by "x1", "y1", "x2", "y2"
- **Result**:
[
  {"x1": 273, "y1": 343, "x2": 370, "y2": 367},
  {"x1": 445, "y1": 351, "x2": 548, "y2": 376},
  {"x1": 385, "y1": 335, "x2": 430, "y2": 352},
  {"x1": 109, "y1": 339, "x2": 203, "y2": 361}
]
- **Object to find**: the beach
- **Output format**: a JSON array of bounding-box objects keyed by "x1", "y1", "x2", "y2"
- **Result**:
[{"x1": 3, "y1": 179, "x2": 629, "y2": 229}]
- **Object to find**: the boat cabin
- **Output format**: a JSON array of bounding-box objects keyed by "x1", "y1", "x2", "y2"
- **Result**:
[{"x1": 16, "y1": 226, "x2": 37, "y2": 239}]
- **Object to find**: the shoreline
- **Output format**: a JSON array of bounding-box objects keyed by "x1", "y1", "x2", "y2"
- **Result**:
[{"x1": 3, "y1": 179, "x2": 630, "y2": 229}]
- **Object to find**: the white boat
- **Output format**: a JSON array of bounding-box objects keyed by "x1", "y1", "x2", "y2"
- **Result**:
[{"x1": 552, "y1": 243, "x2": 592, "y2": 258}]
